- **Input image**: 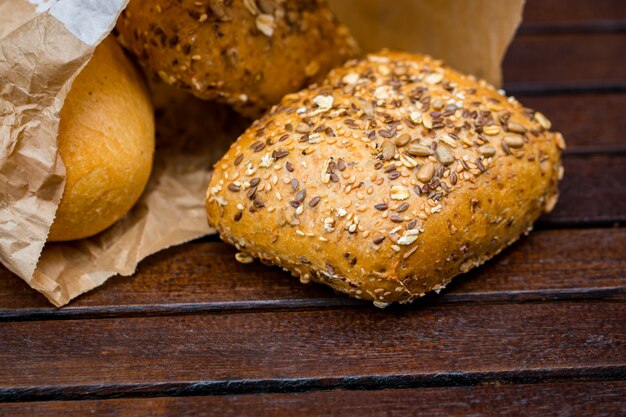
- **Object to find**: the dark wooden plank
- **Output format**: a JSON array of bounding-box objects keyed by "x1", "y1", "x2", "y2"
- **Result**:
[
  {"x1": 0, "y1": 228, "x2": 624, "y2": 318},
  {"x1": 517, "y1": 93, "x2": 626, "y2": 152},
  {"x1": 446, "y1": 228, "x2": 626, "y2": 301},
  {"x1": 544, "y1": 154, "x2": 626, "y2": 225},
  {"x1": 524, "y1": 0, "x2": 626, "y2": 25},
  {"x1": 503, "y1": 33, "x2": 626, "y2": 89},
  {"x1": 2, "y1": 381, "x2": 624, "y2": 417},
  {"x1": 0, "y1": 302, "x2": 624, "y2": 401}
]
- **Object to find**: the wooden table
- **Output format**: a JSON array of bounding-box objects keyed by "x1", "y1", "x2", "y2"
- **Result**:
[{"x1": 1, "y1": 1, "x2": 625, "y2": 415}]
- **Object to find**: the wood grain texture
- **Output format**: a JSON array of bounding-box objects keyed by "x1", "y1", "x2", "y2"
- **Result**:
[
  {"x1": 545, "y1": 155, "x2": 626, "y2": 225},
  {"x1": 0, "y1": 302, "x2": 624, "y2": 400},
  {"x1": 503, "y1": 33, "x2": 626, "y2": 88},
  {"x1": 518, "y1": 93, "x2": 626, "y2": 152},
  {"x1": 0, "y1": 228, "x2": 624, "y2": 318},
  {"x1": 1, "y1": 381, "x2": 624, "y2": 417},
  {"x1": 0, "y1": 0, "x2": 625, "y2": 413},
  {"x1": 523, "y1": 0, "x2": 626, "y2": 25}
]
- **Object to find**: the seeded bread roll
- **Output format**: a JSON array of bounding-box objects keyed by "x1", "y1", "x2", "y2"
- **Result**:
[
  {"x1": 115, "y1": 0, "x2": 358, "y2": 117},
  {"x1": 206, "y1": 51, "x2": 565, "y2": 306}
]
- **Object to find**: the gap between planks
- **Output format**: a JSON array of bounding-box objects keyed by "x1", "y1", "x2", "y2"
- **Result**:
[
  {"x1": 1, "y1": 292, "x2": 625, "y2": 323},
  {"x1": 1, "y1": 380, "x2": 624, "y2": 417},
  {"x1": 518, "y1": 21, "x2": 626, "y2": 35},
  {"x1": 1, "y1": 366, "x2": 624, "y2": 404}
]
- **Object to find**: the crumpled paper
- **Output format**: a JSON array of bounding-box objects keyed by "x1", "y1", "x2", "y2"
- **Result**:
[
  {"x1": 0, "y1": 0, "x2": 524, "y2": 306},
  {"x1": 330, "y1": 0, "x2": 525, "y2": 87}
]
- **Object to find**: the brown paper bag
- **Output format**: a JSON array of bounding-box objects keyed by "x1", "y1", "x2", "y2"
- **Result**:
[
  {"x1": 330, "y1": 0, "x2": 525, "y2": 87},
  {"x1": 0, "y1": 0, "x2": 524, "y2": 307}
]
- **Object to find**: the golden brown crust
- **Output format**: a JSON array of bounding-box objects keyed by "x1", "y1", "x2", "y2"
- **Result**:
[
  {"x1": 206, "y1": 51, "x2": 565, "y2": 306},
  {"x1": 115, "y1": 0, "x2": 358, "y2": 117},
  {"x1": 49, "y1": 37, "x2": 154, "y2": 242}
]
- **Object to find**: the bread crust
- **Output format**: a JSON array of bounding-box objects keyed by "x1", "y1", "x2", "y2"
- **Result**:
[
  {"x1": 206, "y1": 51, "x2": 564, "y2": 306},
  {"x1": 115, "y1": 0, "x2": 357, "y2": 117},
  {"x1": 49, "y1": 37, "x2": 154, "y2": 242}
]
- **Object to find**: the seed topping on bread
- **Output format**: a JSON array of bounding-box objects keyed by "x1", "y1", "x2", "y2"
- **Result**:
[
  {"x1": 211, "y1": 52, "x2": 563, "y2": 247},
  {"x1": 207, "y1": 51, "x2": 564, "y2": 305}
]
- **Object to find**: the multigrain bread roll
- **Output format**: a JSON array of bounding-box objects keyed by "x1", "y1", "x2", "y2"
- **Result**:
[
  {"x1": 206, "y1": 51, "x2": 565, "y2": 306},
  {"x1": 48, "y1": 37, "x2": 154, "y2": 242},
  {"x1": 115, "y1": 0, "x2": 358, "y2": 117}
]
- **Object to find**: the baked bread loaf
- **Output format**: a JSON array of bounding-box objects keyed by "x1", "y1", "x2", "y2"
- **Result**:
[
  {"x1": 115, "y1": 0, "x2": 358, "y2": 117},
  {"x1": 206, "y1": 51, "x2": 565, "y2": 306},
  {"x1": 49, "y1": 37, "x2": 155, "y2": 242}
]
